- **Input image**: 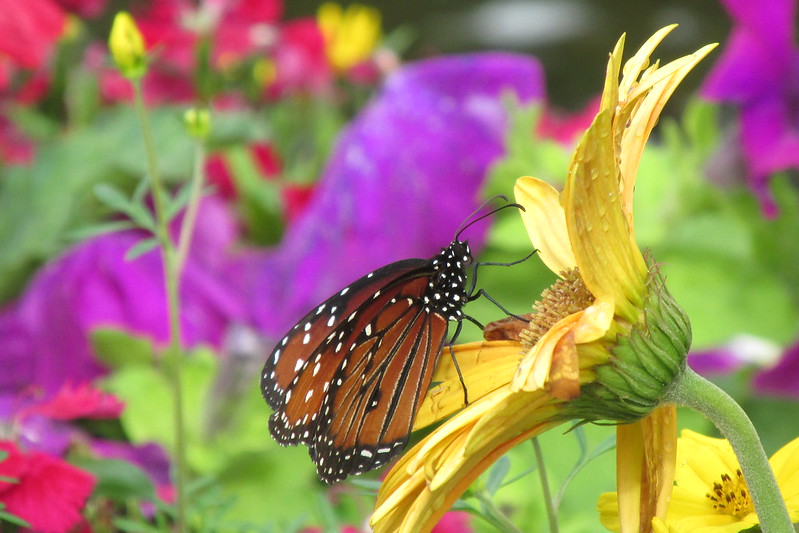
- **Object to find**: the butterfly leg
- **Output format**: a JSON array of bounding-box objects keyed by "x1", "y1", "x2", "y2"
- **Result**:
[
  {"x1": 447, "y1": 319, "x2": 470, "y2": 406},
  {"x1": 469, "y1": 288, "x2": 528, "y2": 322}
]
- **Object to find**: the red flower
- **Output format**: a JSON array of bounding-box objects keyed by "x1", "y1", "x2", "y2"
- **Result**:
[
  {"x1": 537, "y1": 97, "x2": 601, "y2": 146},
  {"x1": 0, "y1": 0, "x2": 66, "y2": 70},
  {"x1": 23, "y1": 382, "x2": 125, "y2": 421},
  {"x1": 52, "y1": 0, "x2": 109, "y2": 18},
  {"x1": 0, "y1": 441, "x2": 95, "y2": 533}
]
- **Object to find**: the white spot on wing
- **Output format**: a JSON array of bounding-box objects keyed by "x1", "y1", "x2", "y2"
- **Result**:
[
  {"x1": 303, "y1": 333, "x2": 311, "y2": 344},
  {"x1": 294, "y1": 359, "x2": 304, "y2": 371}
]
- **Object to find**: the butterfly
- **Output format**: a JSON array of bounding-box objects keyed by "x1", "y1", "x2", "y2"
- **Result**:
[{"x1": 261, "y1": 199, "x2": 529, "y2": 483}]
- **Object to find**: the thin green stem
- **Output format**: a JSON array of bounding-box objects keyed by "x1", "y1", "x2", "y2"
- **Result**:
[
  {"x1": 474, "y1": 490, "x2": 523, "y2": 533},
  {"x1": 176, "y1": 140, "x2": 206, "y2": 272},
  {"x1": 532, "y1": 438, "x2": 559, "y2": 533},
  {"x1": 666, "y1": 366, "x2": 792, "y2": 533},
  {"x1": 132, "y1": 79, "x2": 187, "y2": 533}
]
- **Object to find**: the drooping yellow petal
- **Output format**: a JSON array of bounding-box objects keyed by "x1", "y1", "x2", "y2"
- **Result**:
[
  {"x1": 413, "y1": 341, "x2": 521, "y2": 429},
  {"x1": 512, "y1": 296, "x2": 614, "y2": 393},
  {"x1": 514, "y1": 177, "x2": 576, "y2": 275},
  {"x1": 372, "y1": 386, "x2": 563, "y2": 532},
  {"x1": 616, "y1": 406, "x2": 677, "y2": 533},
  {"x1": 512, "y1": 311, "x2": 581, "y2": 392}
]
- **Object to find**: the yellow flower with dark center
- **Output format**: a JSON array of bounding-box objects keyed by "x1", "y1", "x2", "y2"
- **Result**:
[
  {"x1": 370, "y1": 26, "x2": 716, "y2": 533},
  {"x1": 599, "y1": 430, "x2": 799, "y2": 532},
  {"x1": 317, "y1": 2, "x2": 381, "y2": 72}
]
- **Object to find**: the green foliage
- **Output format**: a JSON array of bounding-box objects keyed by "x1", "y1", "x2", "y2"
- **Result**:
[
  {"x1": 93, "y1": 331, "x2": 328, "y2": 528},
  {"x1": 74, "y1": 457, "x2": 157, "y2": 502}
]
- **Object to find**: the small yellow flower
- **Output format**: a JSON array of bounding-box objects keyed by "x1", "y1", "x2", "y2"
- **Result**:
[
  {"x1": 108, "y1": 12, "x2": 147, "y2": 80},
  {"x1": 370, "y1": 26, "x2": 715, "y2": 533},
  {"x1": 317, "y1": 2, "x2": 381, "y2": 72},
  {"x1": 599, "y1": 430, "x2": 799, "y2": 532}
]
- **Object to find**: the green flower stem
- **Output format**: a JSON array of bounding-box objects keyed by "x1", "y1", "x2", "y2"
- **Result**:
[
  {"x1": 532, "y1": 438, "x2": 560, "y2": 533},
  {"x1": 132, "y1": 79, "x2": 187, "y2": 533},
  {"x1": 666, "y1": 366, "x2": 792, "y2": 533},
  {"x1": 474, "y1": 490, "x2": 523, "y2": 533},
  {"x1": 176, "y1": 140, "x2": 207, "y2": 272}
]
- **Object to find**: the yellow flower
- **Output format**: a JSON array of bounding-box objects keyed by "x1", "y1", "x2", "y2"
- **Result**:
[
  {"x1": 108, "y1": 11, "x2": 147, "y2": 79},
  {"x1": 599, "y1": 430, "x2": 799, "y2": 532},
  {"x1": 370, "y1": 26, "x2": 715, "y2": 533},
  {"x1": 317, "y1": 2, "x2": 381, "y2": 72}
]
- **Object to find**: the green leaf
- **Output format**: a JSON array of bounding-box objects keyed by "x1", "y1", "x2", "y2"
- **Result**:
[
  {"x1": 91, "y1": 328, "x2": 155, "y2": 369},
  {"x1": 112, "y1": 517, "x2": 162, "y2": 533},
  {"x1": 67, "y1": 220, "x2": 138, "y2": 242},
  {"x1": 0, "y1": 508, "x2": 31, "y2": 528},
  {"x1": 485, "y1": 455, "x2": 511, "y2": 496},
  {"x1": 125, "y1": 237, "x2": 160, "y2": 260},
  {"x1": 94, "y1": 184, "x2": 156, "y2": 232},
  {"x1": 555, "y1": 428, "x2": 615, "y2": 507},
  {"x1": 72, "y1": 457, "x2": 156, "y2": 503},
  {"x1": 164, "y1": 182, "x2": 195, "y2": 221}
]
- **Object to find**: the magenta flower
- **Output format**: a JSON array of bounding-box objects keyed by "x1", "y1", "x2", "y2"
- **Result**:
[
  {"x1": 701, "y1": 0, "x2": 799, "y2": 210},
  {"x1": 753, "y1": 341, "x2": 799, "y2": 397},
  {"x1": 0, "y1": 440, "x2": 95, "y2": 533},
  {"x1": 247, "y1": 53, "x2": 545, "y2": 336},
  {"x1": 0, "y1": 198, "x2": 245, "y2": 396}
]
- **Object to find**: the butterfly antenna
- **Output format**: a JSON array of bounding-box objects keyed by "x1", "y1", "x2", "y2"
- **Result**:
[{"x1": 455, "y1": 197, "x2": 525, "y2": 241}]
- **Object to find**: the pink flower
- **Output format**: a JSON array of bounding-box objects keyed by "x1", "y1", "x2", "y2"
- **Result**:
[
  {"x1": 268, "y1": 18, "x2": 332, "y2": 97},
  {"x1": 0, "y1": 441, "x2": 95, "y2": 533},
  {"x1": 22, "y1": 382, "x2": 124, "y2": 421},
  {"x1": 432, "y1": 511, "x2": 472, "y2": 532},
  {"x1": 0, "y1": 0, "x2": 65, "y2": 70},
  {"x1": 537, "y1": 97, "x2": 601, "y2": 146}
]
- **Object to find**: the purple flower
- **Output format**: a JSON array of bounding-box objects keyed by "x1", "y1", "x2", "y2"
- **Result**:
[
  {"x1": 0, "y1": 197, "x2": 245, "y2": 396},
  {"x1": 247, "y1": 53, "x2": 545, "y2": 336},
  {"x1": 701, "y1": 0, "x2": 799, "y2": 211},
  {"x1": 688, "y1": 334, "x2": 782, "y2": 376},
  {"x1": 90, "y1": 439, "x2": 172, "y2": 489},
  {"x1": 753, "y1": 341, "x2": 799, "y2": 397}
]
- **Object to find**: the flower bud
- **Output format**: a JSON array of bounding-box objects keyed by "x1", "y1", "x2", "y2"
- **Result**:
[
  {"x1": 184, "y1": 108, "x2": 211, "y2": 140},
  {"x1": 109, "y1": 12, "x2": 147, "y2": 79}
]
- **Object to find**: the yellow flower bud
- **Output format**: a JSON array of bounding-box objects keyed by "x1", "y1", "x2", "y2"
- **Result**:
[
  {"x1": 183, "y1": 108, "x2": 211, "y2": 140},
  {"x1": 109, "y1": 12, "x2": 147, "y2": 79}
]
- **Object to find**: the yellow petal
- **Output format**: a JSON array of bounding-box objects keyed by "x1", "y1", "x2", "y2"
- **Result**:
[
  {"x1": 511, "y1": 295, "x2": 614, "y2": 393},
  {"x1": 564, "y1": 108, "x2": 648, "y2": 322},
  {"x1": 412, "y1": 341, "x2": 521, "y2": 429},
  {"x1": 619, "y1": 42, "x2": 717, "y2": 220},
  {"x1": 618, "y1": 25, "x2": 678, "y2": 98},
  {"x1": 616, "y1": 406, "x2": 677, "y2": 533},
  {"x1": 514, "y1": 176, "x2": 576, "y2": 275},
  {"x1": 573, "y1": 295, "x2": 615, "y2": 342}
]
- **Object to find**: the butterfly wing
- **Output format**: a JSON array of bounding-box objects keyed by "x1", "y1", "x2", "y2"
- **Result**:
[{"x1": 261, "y1": 259, "x2": 450, "y2": 482}]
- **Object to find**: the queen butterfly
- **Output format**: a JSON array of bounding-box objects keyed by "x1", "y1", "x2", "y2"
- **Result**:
[{"x1": 261, "y1": 200, "x2": 529, "y2": 483}]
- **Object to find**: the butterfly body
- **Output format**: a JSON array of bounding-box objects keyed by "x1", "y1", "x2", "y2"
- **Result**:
[{"x1": 261, "y1": 239, "x2": 473, "y2": 483}]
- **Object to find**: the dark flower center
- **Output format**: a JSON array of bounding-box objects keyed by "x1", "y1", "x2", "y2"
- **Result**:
[{"x1": 705, "y1": 469, "x2": 753, "y2": 518}]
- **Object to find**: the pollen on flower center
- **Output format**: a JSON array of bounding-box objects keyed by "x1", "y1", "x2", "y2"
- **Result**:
[
  {"x1": 521, "y1": 268, "x2": 594, "y2": 349},
  {"x1": 705, "y1": 469, "x2": 753, "y2": 518}
]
